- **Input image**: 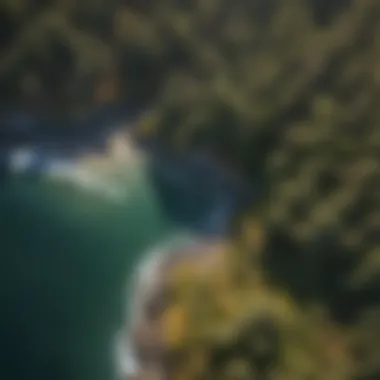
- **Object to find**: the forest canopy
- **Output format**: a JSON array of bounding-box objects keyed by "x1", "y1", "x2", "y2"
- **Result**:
[{"x1": 1, "y1": 0, "x2": 379, "y2": 379}]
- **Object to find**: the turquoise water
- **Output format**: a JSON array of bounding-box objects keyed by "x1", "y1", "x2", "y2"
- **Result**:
[{"x1": 0, "y1": 167, "x2": 175, "y2": 380}]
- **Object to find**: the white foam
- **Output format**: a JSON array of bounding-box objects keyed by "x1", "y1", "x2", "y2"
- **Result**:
[
  {"x1": 114, "y1": 330, "x2": 140, "y2": 379},
  {"x1": 115, "y1": 233, "x2": 197, "y2": 378},
  {"x1": 47, "y1": 165, "x2": 131, "y2": 202},
  {"x1": 8, "y1": 147, "x2": 37, "y2": 173}
]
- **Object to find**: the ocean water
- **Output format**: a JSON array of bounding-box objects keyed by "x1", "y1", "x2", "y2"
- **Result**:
[
  {"x1": 0, "y1": 129, "x2": 249, "y2": 380},
  {"x1": 0, "y1": 100, "x2": 255, "y2": 380},
  {"x1": 0, "y1": 152, "x2": 173, "y2": 380}
]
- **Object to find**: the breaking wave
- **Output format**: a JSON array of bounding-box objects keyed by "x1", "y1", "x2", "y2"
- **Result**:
[{"x1": 114, "y1": 232, "x2": 198, "y2": 379}]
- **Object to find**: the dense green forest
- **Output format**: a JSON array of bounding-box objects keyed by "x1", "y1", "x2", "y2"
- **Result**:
[{"x1": 1, "y1": 0, "x2": 379, "y2": 379}]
